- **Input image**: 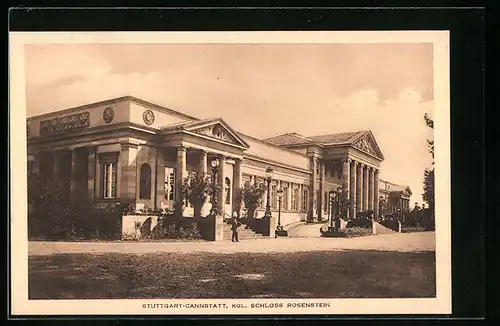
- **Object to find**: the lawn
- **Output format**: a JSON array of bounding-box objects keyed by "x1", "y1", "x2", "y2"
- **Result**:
[{"x1": 29, "y1": 250, "x2": 435, "y2": 299}]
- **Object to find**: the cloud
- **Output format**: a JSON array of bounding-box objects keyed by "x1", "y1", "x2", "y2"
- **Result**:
[{"x1": 24, "y1": 43, "x2": 434, "y2": 205}]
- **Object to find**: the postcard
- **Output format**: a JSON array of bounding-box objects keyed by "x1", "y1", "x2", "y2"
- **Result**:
[{"x1": 10, "y1": 30, "x2": 451, "y2": 316}]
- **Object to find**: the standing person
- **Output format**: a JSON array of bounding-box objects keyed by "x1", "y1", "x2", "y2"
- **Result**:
[{"x1": 231, "y1": 212, "x2": 240, "y2": 242}]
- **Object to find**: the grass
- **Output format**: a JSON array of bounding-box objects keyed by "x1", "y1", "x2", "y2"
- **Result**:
[{"x1": 29, "y1": 251, "x2": 436, "y2": 299}]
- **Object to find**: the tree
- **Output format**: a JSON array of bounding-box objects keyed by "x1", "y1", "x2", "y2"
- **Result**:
[
  {"x1": 336, "y1": 191, "x2": 354, "y2": 220},
  {"x1": 424, "y1": 113, "x2": 434, "y2": 163},
  {"x1": 422, "y1": 168, "x2": 435, "y2": 211},
  {"x1": 378, "y1": 197, "x2": 388, "y2": 220},
  {"x1": 422, "y1": 113, "x2": 435, "y2": 212},
  {"x1": 181, "y1": 173, "x2": 212, "y2": 218},
  {"x1": 240, "y1": 182, "x2": 266, "y2": 220}
]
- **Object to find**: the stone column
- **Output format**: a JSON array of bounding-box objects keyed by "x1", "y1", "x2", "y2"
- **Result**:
[
  {"x1": 199, "y1": 150, "x2": 208, "y2": 175},
  {"x1": 297, "y1": 184, "x2": 302, "y2": 212},
  {"x1": 308, "y1": 156, "x2": 317, "y2": 222},
  {"x1": 350, "y1": 160, "x2": 357, "y2": 218},
  {"x1": 368, "y1": 167, "x2": 375, "y2": 211},
  {"x1": 175, "y1": 146, "x2": 187, "y2": 216},
  {"x1": 198, "y1": 150, "x2": 210, "y2": 216},
  {"x1": 87, "y1": 147, "x2": 96, "y2": 202},
  {"x1": 341, "y1": 158, "x2": 350, "y2": 219},
  {"x1": 318, "y1": 160, "x2": 325, "y2": 220},
  {"x1": 374, "y1": 169, "x2": 380, "y2": 220},
  {"x1": 217, "y1": 155, "x2": 226, "y2": 217},
  {"x1": 70, "y1": 149, "x2": 79, "y2": 203},
  {"x1": 363, "y1": 165, "x2": 369, "y2": 211},
  {"x1": 120, "y1": 144, "x2": 138, "y2": 205},
  {"x1": 232, "y1": 158, "x2": 242, "y2": 217},
  {"x1": 356, "y1": 163, "x2": 364, "y2": 214},
  {"x1": 286, "y1": 183, "x2": 292, "y2": 211},
  {"x1": 155, "y1": 149, "x2": 166, "y2": 210}
]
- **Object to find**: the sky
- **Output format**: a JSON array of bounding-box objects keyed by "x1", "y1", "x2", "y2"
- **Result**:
[{"x1": 25, "y1": 43, "x2": 434, "y2": 205}]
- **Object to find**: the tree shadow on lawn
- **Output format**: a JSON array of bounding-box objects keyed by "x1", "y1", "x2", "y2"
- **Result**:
[{"x1": 28, "y1": 250, "x2": 436, "y2": 299}]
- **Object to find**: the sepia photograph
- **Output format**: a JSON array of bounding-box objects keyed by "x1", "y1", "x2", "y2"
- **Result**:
[{"x1": 10, "y1": 31, "x2": 451, "y2": 315}]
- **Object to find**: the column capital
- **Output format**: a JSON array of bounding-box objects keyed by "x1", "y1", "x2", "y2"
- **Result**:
[
  {"x1": 341, "y1": 158, "x2": 350, "y2": 163},
  {"x1": 176, "y1": 145, "x2": 187, "y2": 152},
  {"x1": 120, "y1": 142, "x2": 138, "y2": 149},
  {"x1": 352, "y1": 160, "x2": 358, "y2": 166},
  {"x1": 359, "y1": 163, "x2": 365, "y2": 168}
]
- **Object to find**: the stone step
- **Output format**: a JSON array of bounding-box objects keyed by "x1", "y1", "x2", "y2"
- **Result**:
[
  {"x1": 222, "y1": 224, "x2": 265, "y2": 240},
  {"x1": 223, "y1": 230, "x2": 262, "y2": 236},
  {"x1": 224, "y1": 235, "x2": 265, "y2": 239}
]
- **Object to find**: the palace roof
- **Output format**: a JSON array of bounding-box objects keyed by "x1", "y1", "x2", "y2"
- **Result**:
[{"x1": 265, "y1": 130, "x2": 370, "y2": 147}]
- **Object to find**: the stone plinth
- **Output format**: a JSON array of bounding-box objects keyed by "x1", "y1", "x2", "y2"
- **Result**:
[
  {"x1": 203, "y1": 213, "x2": 224, "y2": 241},
  {"x1": 122, "y1": 215, "x2": 159, "y2": 240},
  {"x1": 263, "y1": 215, "x2": 277, "y2": 238}
]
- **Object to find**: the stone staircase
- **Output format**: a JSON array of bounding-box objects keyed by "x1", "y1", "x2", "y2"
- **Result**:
[
  {"x1": 374, "y1": 222, "x2": 397, "y2": 235},
  {"x1": 222, "y1": 222, "x2": 265, "y2": 240}
]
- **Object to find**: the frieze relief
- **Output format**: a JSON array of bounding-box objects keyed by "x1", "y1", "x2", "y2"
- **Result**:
[
  {"x1": 192, "y1": 124, "x2": 237, "y2": 144},
  {"x1": 353, "y1": 135, "x2": 379, "y2": 158}
]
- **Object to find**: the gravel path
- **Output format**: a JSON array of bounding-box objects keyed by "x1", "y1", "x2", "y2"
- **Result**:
[{"x1": 29, "y1": 232, "x2": 435, "y2": 256}]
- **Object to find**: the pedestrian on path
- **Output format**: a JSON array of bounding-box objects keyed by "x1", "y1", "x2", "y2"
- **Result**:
[{"x1": 231, "y1": 212, "x2": 241, "y2": 242}]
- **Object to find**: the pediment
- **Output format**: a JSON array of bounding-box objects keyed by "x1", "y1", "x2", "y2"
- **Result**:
[
  {"x1": 403, "y1": 187, "x2": 413, "y2": 196},
  {"x1": 188, "y1": 120, "x2": 249, "y2": 149},
  {"x1": 352, "y1": 132, "x2": 384, "y2": 160}
]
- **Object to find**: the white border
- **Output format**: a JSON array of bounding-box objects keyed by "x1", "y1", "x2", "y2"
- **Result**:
[{"x1": 9, "y1": 31, "x2": 451, "y2": 316}]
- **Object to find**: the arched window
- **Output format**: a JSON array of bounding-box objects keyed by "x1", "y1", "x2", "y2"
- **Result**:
[
  {"x1": 225, "y1": 177, "x2": 231, "y2": 204},
  {"x1": 139, "y1": 163, "x2": 152, "y2": 199}
]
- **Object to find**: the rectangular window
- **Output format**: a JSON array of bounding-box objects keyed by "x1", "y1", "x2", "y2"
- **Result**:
[
  {"x1": 271, "y1": 184, "x2": 277, "y2": 210},
  {"x1": 302, "y1": 189, "x2": 309, "y2": 212},
  {"x1": 165, "y1": 167, "x2": 176, "y2": 202},
  {"x1": 282, "y1": 187, "x2": 288, "y2": 210},
  {"x1": 102, "y1": 162, "x2": 116, "y2": 199},
  {"x1": 292, "y1": 188, "x2": 298, "y2": 211}
]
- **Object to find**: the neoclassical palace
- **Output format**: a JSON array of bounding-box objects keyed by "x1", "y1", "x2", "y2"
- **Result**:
[{"x1": 27, "y1": 96, "x2": 409, "y2": 226}]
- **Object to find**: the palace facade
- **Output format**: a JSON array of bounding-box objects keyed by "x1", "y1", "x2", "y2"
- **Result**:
[
  {"x1": 378, "y1": 179, "x2": 413, "y2": 213},
  {"x1": 27, "y1": 96, "x2": 397, "y2": 227}
]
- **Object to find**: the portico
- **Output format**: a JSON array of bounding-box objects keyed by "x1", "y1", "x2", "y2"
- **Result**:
[{"x1": 265, "y1": 130, "x2": 385, "y2": 221}]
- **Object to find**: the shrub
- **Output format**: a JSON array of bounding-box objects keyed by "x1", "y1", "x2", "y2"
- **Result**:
[
  {"x1": 182, "y1": 173, "x2": 213, "y2": 218},
  {"x1": 241, "y1": 182, "x2": 267, "y2": 221},
  {"x1": 346, "y1": 217, "x2": 372, "y2": 229},
  {"x1": 357, "y1": 210, "x2": 375, "y2": 220},
  {"x1": 151, "y1": 215, "x2": 202, "y2": 240},
  {"x1": 339, "y1": 227, "x2": 373, "y2": 237},
  {"x1": 402, "y1": 226, "x2": 426, "y2": 233},
  {"x1": 321, "y1": 226, "x2": 372, "y2": 238},
  {"x1": 380, "y1": 218, "x2": 400, "y2": 232},
  {"x1": 29, "y1": 200, "x2": 122, "y2": 241}
]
